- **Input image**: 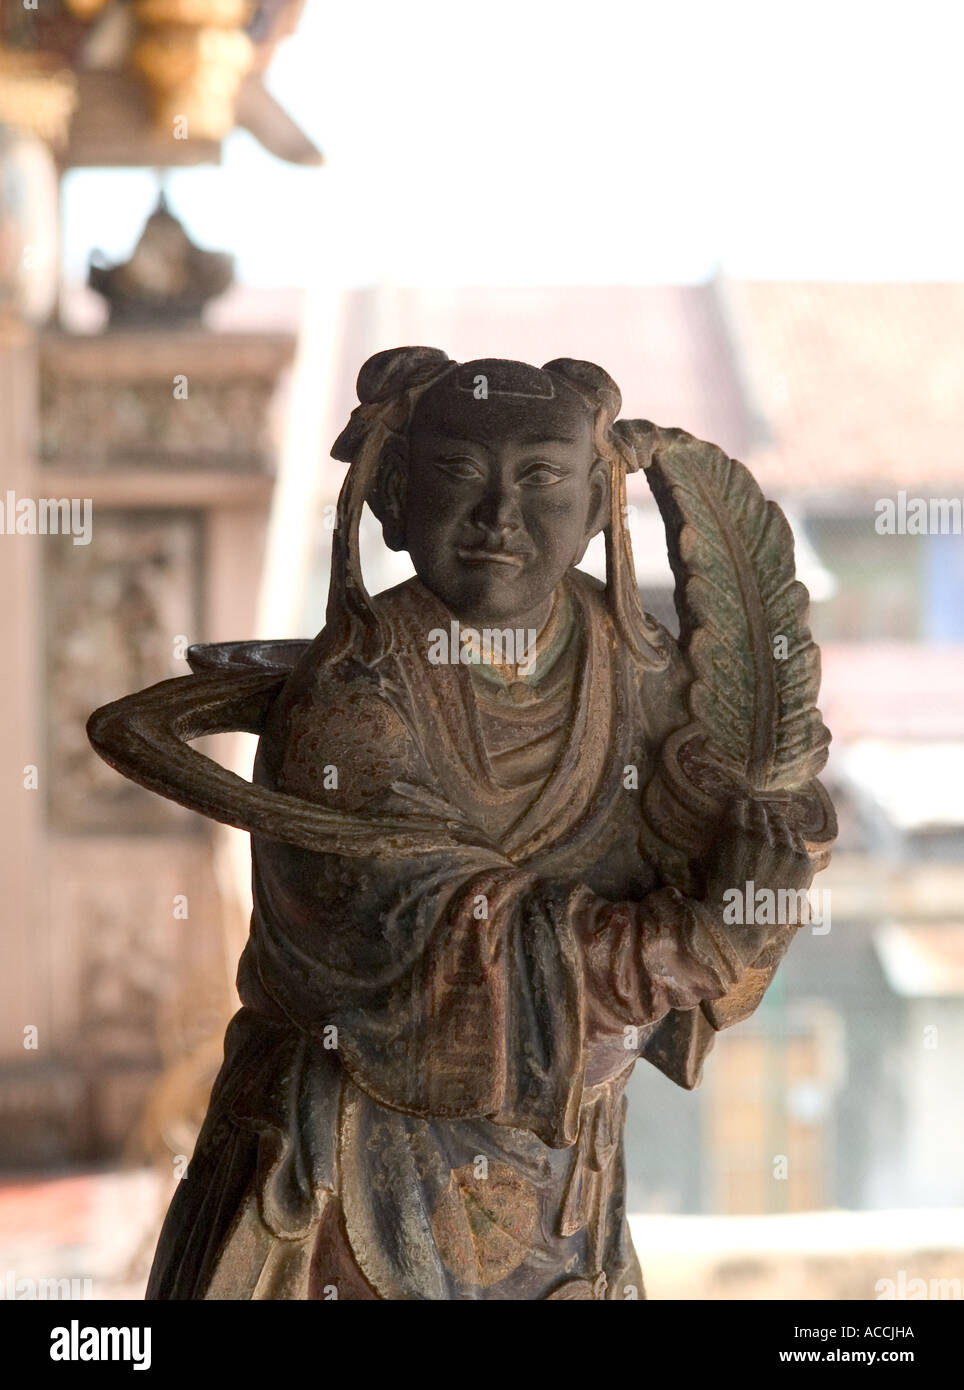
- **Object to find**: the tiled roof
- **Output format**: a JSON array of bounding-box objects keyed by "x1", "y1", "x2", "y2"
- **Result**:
[{"x1": 723, "y1": 281, "x2": 964, "y2": 494}]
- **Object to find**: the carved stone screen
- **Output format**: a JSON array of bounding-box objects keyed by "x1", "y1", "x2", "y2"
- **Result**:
[{"x1": 44, "y1": 510, "x2": 202, "y2": 833}]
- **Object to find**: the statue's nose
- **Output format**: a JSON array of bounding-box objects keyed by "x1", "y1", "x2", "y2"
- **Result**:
[{"x1": 473, "y1": 485, "x2": 522, "y2": 535}]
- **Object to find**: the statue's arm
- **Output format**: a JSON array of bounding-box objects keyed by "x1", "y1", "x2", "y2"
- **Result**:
[
  {"x1": 574, "y1": 797, "x2": 813, "y2": 1077},
  {"x1": 611, "y1": 613, "x2": 829, "y2": 1085},
  {"x1": 86, "y1": 669, "x2": 498, "y2": 857},
  {"x1": 87, "y1": 669, "x2": 292, "y2": 825}
]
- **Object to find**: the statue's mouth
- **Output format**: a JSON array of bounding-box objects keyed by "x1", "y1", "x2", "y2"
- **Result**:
[{"x1": 455, "y1": 548, "x2": 527, "y2": 567}]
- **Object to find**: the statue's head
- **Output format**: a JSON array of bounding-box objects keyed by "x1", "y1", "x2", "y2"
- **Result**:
[
  {"x1": 330, "y1": 347, "x2": 667, "y2": 666},
  {"x1": 370, "y1": 357, "x2": 615, "y2": 624}
]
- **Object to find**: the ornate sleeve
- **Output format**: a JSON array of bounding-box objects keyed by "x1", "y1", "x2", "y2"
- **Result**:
[{"x1": 576, "y1": 886, "x2": 745, "y2": 1040}]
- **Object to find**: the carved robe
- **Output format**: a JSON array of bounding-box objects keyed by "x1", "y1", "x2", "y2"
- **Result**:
[{"x1": 146, "y1": 567, "x2": 768, "y2": 1301}]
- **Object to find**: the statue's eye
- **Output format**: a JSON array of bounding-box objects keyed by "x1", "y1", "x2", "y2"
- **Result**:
[
  {"x1": 434, "y1": 455, "x2": 483, "y2": 481},
  {"x1": 520, "y1": 462, "x2": 567, "y2": 486}
]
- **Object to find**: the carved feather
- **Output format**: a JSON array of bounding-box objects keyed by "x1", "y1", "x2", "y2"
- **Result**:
[
  {"x1": 611, "y1": 420, "x2": 835, "y2": 893},
  {"x1": 641, "y1": 424, "x2": 830, "y2": 792}
]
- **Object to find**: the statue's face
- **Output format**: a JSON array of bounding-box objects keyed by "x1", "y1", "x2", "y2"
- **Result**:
[{"x1": 404, "y1": 382, "x2": 608, "y2": 626}]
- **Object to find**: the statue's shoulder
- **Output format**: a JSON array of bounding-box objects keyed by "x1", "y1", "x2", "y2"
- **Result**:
[{"x1": 258, "y1": 622, "x2": 419, "y2": 811}]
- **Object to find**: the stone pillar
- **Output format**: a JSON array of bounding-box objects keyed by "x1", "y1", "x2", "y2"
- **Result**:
[
  {"x1": 0, "y1": 327, "x2": 295, "y2": 1164},
  {"x1": 0, "y1": 322, "x2": 61, "y2": 1158}
]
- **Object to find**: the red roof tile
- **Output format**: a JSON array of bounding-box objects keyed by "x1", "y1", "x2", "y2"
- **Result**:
[{"x1": 724, "y1": 282, "x2": 964, "y2": 493}]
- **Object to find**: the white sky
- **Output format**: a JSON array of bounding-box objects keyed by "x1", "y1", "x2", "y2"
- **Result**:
[{"x1": 63, "y1": 0, "x2": 964, "y2": 287}]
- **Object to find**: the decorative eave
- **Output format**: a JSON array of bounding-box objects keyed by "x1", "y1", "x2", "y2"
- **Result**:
[
  {"x1": 234, "y1": 70, "x2": 322, "y2": 167},
  {"x1": 2, "y1": 0, "x2": 322, "y2": 169},
  {"x1": 60, "y1": 67, "x2": 322, "y2": 168},
  {"x1": 61, "y1": 68, "x2": 221, "y2": 166}
]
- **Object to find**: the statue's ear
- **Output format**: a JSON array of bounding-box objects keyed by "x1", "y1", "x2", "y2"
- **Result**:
[
  {"x1": 571, "y1": 457, "x2": 611, "y2": 565},
  {"x1": 370, "y1": 438, "x2": 408, "y2": 551},
  {"x1": 585, "y1": 455, "x2": 611, "y2": 542}
]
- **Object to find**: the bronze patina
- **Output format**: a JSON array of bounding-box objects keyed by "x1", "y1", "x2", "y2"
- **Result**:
[{"x1": 88, "y1": 348, "x2": 836, "y2": 1300}]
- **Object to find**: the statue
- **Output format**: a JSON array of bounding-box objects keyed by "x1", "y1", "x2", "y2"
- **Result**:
[
  {"x1": 88, "y1": 192, "x2": 234, "y2": 328},
  {"x1": 87, "y1": 348, "x2": 836, "y2": 1300}
]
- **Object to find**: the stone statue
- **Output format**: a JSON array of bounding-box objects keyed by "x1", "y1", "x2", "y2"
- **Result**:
[{"x1": 87, "y1": 349, "x2": 836, "y2": 1300}]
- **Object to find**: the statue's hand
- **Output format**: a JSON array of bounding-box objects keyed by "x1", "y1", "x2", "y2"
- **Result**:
[
  {"x1": 703, "y1": 796, "x2": 813, "y2": 963},
  {"x1": 706, "y1": 796, "x2": 812, "y2": 892}
]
